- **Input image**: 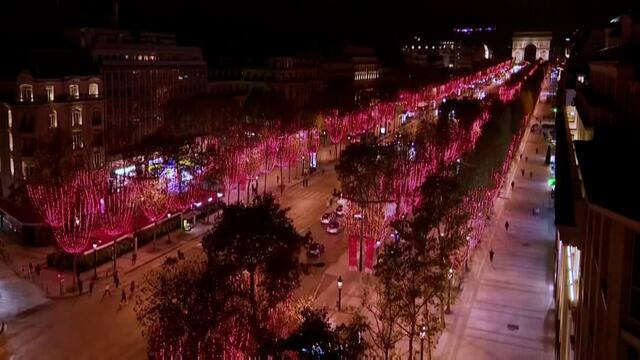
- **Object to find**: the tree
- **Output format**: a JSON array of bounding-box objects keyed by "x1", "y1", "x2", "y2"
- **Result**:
[
  {"x1": 202, "y1": 195, "x2": 311, "y2": 357},
  {"x1": 285, "y1": 307, "x2": 370, "y2": 359},
  {"x1": 135, "y1": 260, "x2": 242, "y2": 358},
  {"x1": 335, "y1": 142, "x2": 397, "y2": 205}
]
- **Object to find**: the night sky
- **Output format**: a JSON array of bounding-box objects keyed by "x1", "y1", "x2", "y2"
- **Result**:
[{"x1": 2, "y1": 0, "x2": 636, "y2": 52}]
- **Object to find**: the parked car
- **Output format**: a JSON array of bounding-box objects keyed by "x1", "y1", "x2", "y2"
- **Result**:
[
  {"x1": 306, "y1": 242, "x2": 326, "y2": 258},
  {"x1": 320, "y1": 212, "x2": 334, "y2": 224},
  {"x1": 334, "y1": 205, "x2": 345, "y2": 216},
  {"x1": 326, "y1": 221, "x2": 341, "y2": 234}
]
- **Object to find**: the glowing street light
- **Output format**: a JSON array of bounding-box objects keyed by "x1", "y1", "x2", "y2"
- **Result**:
[{"x1": 337, "y1": 276, "x2": 344, "y2": 311}]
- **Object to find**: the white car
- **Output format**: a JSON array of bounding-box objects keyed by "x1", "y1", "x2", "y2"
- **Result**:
[
  {"x1": 320, "y1": 212, "x2": 333, "y2": 225},
  {"x1": 326, "y1": 221, "x2": 341, "y2": 234}
]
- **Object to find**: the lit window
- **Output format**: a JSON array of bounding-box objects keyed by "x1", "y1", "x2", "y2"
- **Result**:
[
  {"x1": 137, "y1": 55, "x2": 143, "y2": 61},
  {"x1": 22, "y1": 162, "x2": 36, "y2": 180},
  {"x1": 19, "y1": 84, "x2": 33, "y2": 102},
  {"x1": 49, "y1": 111, "x2": 58, "y2": 129},
  {"x1": 8, "y1": 133, "x2": 13, "y2": 152},
  {"x1": 72, "y1": 133, "x2": 84, "y2": 150},
  {"x1": 89, "y1": 83, "x2": 99, "y2": 98},
  {"x1": 46, "y1": 85, "x2": 55, "y2": 102},
  {"x1": 7, "y1": 110, "x2": 12, "y2": 128},
  {"x1": 72, "y1": 107, "x2": 82, "y2": 126},
  {"x1": 10, "y1": 158, "x2": 14, "y2": 176},
  {"x1": 69, "y1": 84, "x2": 79, "y2": 99}
]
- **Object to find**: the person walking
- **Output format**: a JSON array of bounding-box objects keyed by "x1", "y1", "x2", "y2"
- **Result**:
[
  {"x1": 520, "y1": 153, "x2": 523, "y2": 160},
  {"x1": 529, "y1": 171, "x2": 533, "y2": 179},
  {"x1": 130, "y1": 280, "x2": 135, "y2": 294},
  {"x1": 505, "y1": 221, "x2": 509, "y2": 231},
  {"x1": 101, "y1": 284, "x2": 112, "y2": 300},
  {"x1": 525, "y1": 156, "x2": 528, "y2": 162},
  {"x1": 511, "y1": 181, "x2": 515, "y2": 190},
  {"x1": 120, "y1": 290, "x2": 127, "y2": 305},
  {"x1": 114, "y1": 272, "x2": 120, "y2": 288},
  {"x1": 131, "y1": 253, "x2": 137, "y2": 266},
  {"x1": 521, "y1": 169, "x2": 525, "y2": 176},
  {"x1": 489, "y1": 249, "x2": 495, "y2": 263},
  {"x1": 535, "y1": 147, "x2": 539, "y2": 154}
]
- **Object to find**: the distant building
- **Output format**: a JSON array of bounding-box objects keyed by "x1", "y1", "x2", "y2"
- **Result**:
[
  {"x1": 512, "y1": 32, "x2": 552, "y2": 63},
  {"x1": 66, "y1": 28, "x2": 208, "y2": 152},
  {"x1": 243, "y1": 56, "x2": 322, "y2": 108}
]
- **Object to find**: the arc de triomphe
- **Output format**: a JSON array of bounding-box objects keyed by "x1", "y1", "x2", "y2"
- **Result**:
[{"x1": 512, "y1": 31, "x2": 552, "y2": 63}]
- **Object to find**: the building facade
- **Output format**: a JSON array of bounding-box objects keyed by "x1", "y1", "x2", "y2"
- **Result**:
[
  {"x1": 67, "y1": 28, "x2": 208, "y2": 152},
  {"x1": 0, "y1": 69, "x2": 105, "y2": 195}
]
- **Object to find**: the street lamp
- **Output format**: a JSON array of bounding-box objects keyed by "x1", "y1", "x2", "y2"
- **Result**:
[
  {"x1": 167, "y1": 213, "x2": 172, "y2": 243},
  {"x1": 354, "y1": 212, "x2": 364, "y2": 272},
  {"x1": 419, "y1": 325, "x2": 427, "y2": 360},
  {"x1": 337, "y1": 275, "x2": 343, "y2": 311},
  {"x1": 446, "y1": 268, "x2": 453, "y2": 314},
  {"x1": 465, "y1": 235, "x2": 471, "y2": 272},
  {"x1": 92, "y1": 240, "x2": 98, "y2": 280}
]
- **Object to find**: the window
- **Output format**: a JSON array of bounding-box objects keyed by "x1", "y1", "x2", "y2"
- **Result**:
[
  {"x1": 92, "y1": 109, "x2": 102, "y2": 126},
  {"x1": 49, "y1": 110, "x2": 58, "y2": 129},
  {"x1": 7, "y1": 110, "x2": 11, "y2": 128},
  {"x1": 19, "y1": 84, "x2": 33, "y2": 102},
  {"x1": 22, "y1": 162, "x2": 36, "y2": 180},
  {"x1": 46, "y1": 85, "x2": 55, "y2": 102},
  {"x1": 72, "y1": 107, "x2": 82, "y2": 126},
  {"x1": 8, "y1": 132, "x2": 13, "y2": 152},
  {"x1": 92, "y1": 147, "x2": 104, "y2": 168},
  {"x1": 69, "y1": 84, "x2": 79, "y2": 99},
  {"x1": 89, "y1": 83, "x2": 99, "y2": 98},
  {"x1": 9, "y1": 158, "x2": 14, "y2": 176},
  {"x1": 72, "y1": 133, "x2": 84, "y2": 150}
]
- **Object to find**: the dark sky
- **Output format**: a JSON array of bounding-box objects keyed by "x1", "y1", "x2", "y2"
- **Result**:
[{"x1": 2, "y1": 0, "x2": 636, "y2": 51}]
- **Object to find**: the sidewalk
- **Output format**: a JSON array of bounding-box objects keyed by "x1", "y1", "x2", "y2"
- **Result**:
[{"x1": 433, "y1": 78, "x2": 556, "y2": 360}]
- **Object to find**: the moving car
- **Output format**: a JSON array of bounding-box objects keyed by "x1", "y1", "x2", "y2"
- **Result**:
[
  {"x1": 320, "y1": 212, "x2": 334, "y2": 224},
  {"x1": 306, "y1": 242, "x2": 326, "y2": 258},
  {"x1": 334, "y1": 205, "x2": 345, "y2": 216},
  {"x1": 326, "y1": 220, "x2": 341, "y2": 234}
]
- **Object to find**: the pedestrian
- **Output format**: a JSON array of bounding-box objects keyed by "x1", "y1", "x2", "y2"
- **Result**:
[
  {"x1": 102, "y1": 284, "x2": 112, "y2": 300},
  {"x1": 532, "y1": 207, "x2": 536, "y2": 216},
  {"x1": 121, "y1": 289, "x2": 127, "y2": 305},
  {"x1": 132, "y1": 253, "x2": 137, "y2": 265},
  {"x1": 78, "y1": 278, "x2": 83, "y2": 294},
  {"x1": 114, "y1": 272, "x2": 120, "y2": 288},
  {"x1": 505, "y1": 221, "x2": 509, "y2": 231},
  {"x1": 89, "y1": 280, "x2": 94, "y2": 295},
  {"x1": 529, "y1": 171, "x2": 533, "y2": 179},
  {"x1": 511, "y1": 181, "x2": 515, "y2": 190},
  {"x1": 35, "y1": 264, "x2": 41, "y2": 277},
  {"x1": 535, "y1": 147, "x2": 539, "y2": 154},
  {"x1": 521, "y1": 169, "x2": 525, "y2": 176},
  {"x1": 525, "y1": 156, "x2": 528, "y2": 162},
  {"x1": 520, "y1": 153, "x2": 523, "y2": 160},
  {"x1": 489, "y1": 249, "x2": 495, "y2": 263},
  {"x1": 130, "y1": 280, "x2": 135, "y2": 294}
]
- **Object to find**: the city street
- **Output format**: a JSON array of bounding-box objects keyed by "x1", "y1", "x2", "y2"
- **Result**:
[
  {"x1": 434, "y1": 76, "x2": 556, "y2": 360},
  {"x1": 0, "y1": 68, "x2": 516, "y2": 359}
]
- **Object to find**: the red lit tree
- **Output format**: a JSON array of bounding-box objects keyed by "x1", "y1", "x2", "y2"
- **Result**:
[
  {"x1": 100, "y1": 177, "x2": 138, "y2": 237},
  {"x1": 324, "y1": 110, "x2": 346, "y2": 159},
  {"x1": 136, "y1": 177, "x2": 171, "y2": 249}
]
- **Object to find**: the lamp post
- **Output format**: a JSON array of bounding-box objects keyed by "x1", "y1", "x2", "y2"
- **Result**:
[
  {"x1": 166, "y1": 213, "x2": 172, "y2": 243},
  {"x1": 419, "y1": 325, "x2": 426, "y2": 360},
  {"x1": 337, "y1": 275, "x2": 343, "y2": 311},
  {"x1": 446, "y1": 268, "x2": 453, "y2": 314},
  {"x1": 355, "y1": 212, "x2": 364, "y2": 272},
  {"x1": 465, "y1": 236, "x2": 471, "y2": 272},
  {"x1": 92, "y1": 240, "x2": 98, "y2": 280}
]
